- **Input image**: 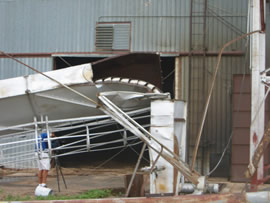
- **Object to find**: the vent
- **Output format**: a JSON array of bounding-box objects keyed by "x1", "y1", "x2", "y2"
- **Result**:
[{"x1": 95, "y1": 23, "x2": 130, "y2": 51}]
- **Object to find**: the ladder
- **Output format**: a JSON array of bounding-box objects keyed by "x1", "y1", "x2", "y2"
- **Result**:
[
  {"x1": 189, "y1": 0, "x2": 208, "y2": 172},
  {"x1": 190, "y1": 0, "x2": 207, "y2": 52}
]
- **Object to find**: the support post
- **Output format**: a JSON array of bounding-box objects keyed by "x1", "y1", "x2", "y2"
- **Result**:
[
  {"x1": 86, "y1": 125, "x2": 90, "y2": 152},
  {"x1": 174, "y1": 57, "x2": 182, "y2": 194},
  {"x1": 34, "y1": 117, "x2": 40, "y2": 156},
  {"x1": 123, "y1": 131, "x2": 127, "y2": 147},
  {"x1": 45, "y1": 116, "x2": 52, "y2": 158},
  {"x1": 125, "y1": 143, "x2": 147, "y2": 197},
  {"x1": 175, "y1": 56, "x2": 182, "y2": 100},
  {"x1": 250, "y1": 0, "x2": 266, "y2": 189}
]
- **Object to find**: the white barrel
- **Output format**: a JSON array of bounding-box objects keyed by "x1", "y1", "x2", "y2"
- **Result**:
[{"x1": 35, "y1": 185, "x2": 53, "y2": 196}]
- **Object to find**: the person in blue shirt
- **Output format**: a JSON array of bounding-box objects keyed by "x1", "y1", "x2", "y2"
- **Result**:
[{"x1": 36, "y1": 132, "x2": 55, "y2": 188}]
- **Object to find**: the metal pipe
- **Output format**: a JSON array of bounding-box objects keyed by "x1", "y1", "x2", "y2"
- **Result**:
[
  {"x1": 1, "y1": 140, "x2": 143, "y2": 166},
  {"x1": 1, "y1": 142, "x2": 34, "y2": 151},
  {"x1": 125, "y1": 143, "x2": 147, "y2": 197},
  {"x1": 150, "y1": 147, "x2": 163, "y2": 174},
  {"x1": 0, "y1": 130, "x2": 35, "y2": 138},
  {"x1": 99, "y1": 95, "x2": 200, "y2": 185},
  {"x1": 0, "y1": 138, "x2": 35, "y2": 147},
  {"x1": 86, "y1": 125, "x2": 90, "y2": 151},
  {"x1": 175, "y1": 57, "x2": 181, "y2": 100},
  {"x1": 0, "y1": 51, "x2": 245, "y2": 59},
  {"x1": 178, "y1": 183, "x2": 219, "y2": 194}
]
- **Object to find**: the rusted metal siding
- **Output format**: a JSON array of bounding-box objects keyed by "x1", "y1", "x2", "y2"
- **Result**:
[{"x1": 0, "y1": 58, "x2": 52, "y2": 80}]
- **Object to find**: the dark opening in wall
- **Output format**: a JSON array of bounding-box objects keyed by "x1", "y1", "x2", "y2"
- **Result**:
[
  {"x1": 160, "y1": 57, "x2": 175, "y2": 99},
  {"x1": 54, "y1": 57, "x2": 105, "y2": 70},
  {"x1": 54, "y1": 53, "x2": 163, "y2": 90}
]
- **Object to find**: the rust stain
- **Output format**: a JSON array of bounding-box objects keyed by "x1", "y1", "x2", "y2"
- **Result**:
[
  {"x1": 253, "y1": 132, "x2": 258, "y2": 146},
  {"x1": 159, "y1": 183, "x2": 167, "y2": 192}
]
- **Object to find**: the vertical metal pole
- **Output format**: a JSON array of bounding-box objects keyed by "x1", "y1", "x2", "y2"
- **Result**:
[
  {"x1": 34, "y1": 117, "x2": 40, "y2": 155},
  {"x1": 39, "y1": 116, "x2": 43, "y2": 153},
  {"x1": 56, "y1": 160, "x2": 60, "y2": 192},
  {"x1": 45, "y1": 116, "x2": 52, "y2": 158},
  {"x1": 201, "y1": 0, "x2": 208, "y2": 175},
  {"x1": 187, "y1": 0, "x2": 194, "y2": 173},
  {"x1": 175, "y1": 56, "x2": 182, "y2": 100},
  {"x1": 123, "y1": 131, "x2": 127, "y2": 147},
  {"x1": 189, "y1": 0, "x2": 193, "y2": 54},
  {"x1": 125, "y1": 143, "x2": 147, "y2": 197},
  {"x1": 250, "y1": 0, "x2": 265, "y2": 189},
  {"x1": 86, "y1": 125, "x2": 90, "y2": 152}
]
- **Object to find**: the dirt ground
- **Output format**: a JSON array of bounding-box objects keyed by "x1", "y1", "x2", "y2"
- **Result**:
[
  {"x1": 1, "y1": 166, "x2": 270, "y2": 200},
  {"x1": 0, "y1": 166, "x2": 135, "y2": 199}
]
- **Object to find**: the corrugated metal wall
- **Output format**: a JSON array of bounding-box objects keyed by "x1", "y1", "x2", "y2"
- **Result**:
[
  {"x1": 0, "y1": 0, "x2": 253, "y2": 174},
  {"x1": 180, "y1": 0, "x2": 249, "y2": 174},
  {"x1": 0, "y1": 0, "x2": 246, "y2": 53},
  {"x1": 184, "y1": 56, "x2": 250, "y2": 174},
  {"x1": 206, "y1": 0, "x2": 248, "y2": 51},
  {"x1": 0, "y1": 58, "x2": 52, "y2": 79}
]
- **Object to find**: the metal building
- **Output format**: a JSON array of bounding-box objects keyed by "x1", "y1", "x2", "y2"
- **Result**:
[{"x1": 0, "y1": 0, "x2": 266, "y2": 177}]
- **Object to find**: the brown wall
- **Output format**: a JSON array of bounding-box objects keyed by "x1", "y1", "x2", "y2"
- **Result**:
[{"x1": 231, "y1": 74, "x2": 270, "y2": 182}]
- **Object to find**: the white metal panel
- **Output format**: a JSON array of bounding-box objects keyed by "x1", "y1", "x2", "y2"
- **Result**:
[
  {"x1": 250, "y1": 0, "x2": 265, "y2": 181},
  {"x1": 150, "y1": 99, "x2": 187, "y2": 193},
  {"x1": 0, "y1": 63, "x2": 93, "y2": 99}
]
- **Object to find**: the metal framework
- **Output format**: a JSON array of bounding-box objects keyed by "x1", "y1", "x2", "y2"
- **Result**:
[{"x1": 0, "y1": 107, "x2": 150, "y2": 168}]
